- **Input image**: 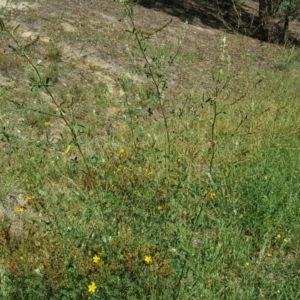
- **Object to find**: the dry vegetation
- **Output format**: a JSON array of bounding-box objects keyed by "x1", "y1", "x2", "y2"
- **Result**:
[{"x1": 0, "y1": 0, "x2": 300, "y2": 299}]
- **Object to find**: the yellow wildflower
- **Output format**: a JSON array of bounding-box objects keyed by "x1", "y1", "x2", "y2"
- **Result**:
[
  {"x1": 44, "y1": 121, "x2": 52, "y2": 127},
  {"x1": 25, "y1": 195, "x2": 33, "y2": 201},
  {"x1": 245, "y1": 262, "x2": 250, "y2": 266},
  {"x1": 266, "y1": 252, "x2": 272, "y2": 257},
  {"x1": 15, "y1": 206, "x2": 25, "y2": 213},
  {"x1": 283, "y1": 238, "x2": 288, "y2": 243},
  {"x1": 276, "y1": 234, "x2": 281, "y2": 239},
  {"x1": 119, "y1": 148, "x2": 125, "y2": 154},
  {"x1": 209, "y1": 191, "x2": 216, "y2": 199},
  {"x1": 88, "y1": 282, "x2": 97, "y2": 293},
  {"x1": 144, "y1": 255, "x2": 152, "y2": 265},
  {"x1": 93, "y1": 255, "x2": 101, "y2": 264},
  {"x1": 157, "y1": 205, "x2": 164, "y2": 213}
]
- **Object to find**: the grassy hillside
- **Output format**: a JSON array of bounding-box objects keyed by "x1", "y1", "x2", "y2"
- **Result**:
[{"x1": 0, "y1": 0, "x2": 300, "y2": 299}]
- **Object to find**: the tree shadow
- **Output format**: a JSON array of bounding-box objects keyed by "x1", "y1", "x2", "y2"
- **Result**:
[
  {"x1": 138, "y1": 0, "x2": 300, "y2": 46},
  {"x1": 139, "y1": 0, "x2": 225, "y2": 29}
]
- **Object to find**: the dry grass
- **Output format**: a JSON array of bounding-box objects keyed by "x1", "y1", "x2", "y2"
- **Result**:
[{"x1": 1, "y1": 0, "x2": 300, "y2": 299}]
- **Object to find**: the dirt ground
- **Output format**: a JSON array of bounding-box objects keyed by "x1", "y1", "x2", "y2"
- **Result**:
[{"x1": 0, "y1": 0, "x2": 296, "y2": 99}]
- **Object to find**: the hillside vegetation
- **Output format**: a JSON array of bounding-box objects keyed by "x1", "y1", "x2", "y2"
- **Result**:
[{"x1": 0, "y1": 0, "x2": 300, "y2": 299}]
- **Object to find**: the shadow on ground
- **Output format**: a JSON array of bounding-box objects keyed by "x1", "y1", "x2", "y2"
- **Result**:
[{"x1": 139, "y1": 0, "x2": 300, "y2": 46}]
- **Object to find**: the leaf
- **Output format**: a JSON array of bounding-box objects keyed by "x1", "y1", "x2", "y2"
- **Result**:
[{"x1": 13, "y1": 24, "x2": 20, "y2": 33}]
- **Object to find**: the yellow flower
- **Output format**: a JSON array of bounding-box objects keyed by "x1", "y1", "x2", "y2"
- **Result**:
[
  {"x1": 119, "y1": 148, "x2": 125, "y2": 154},
  {"x1": 44, "y1": 121, "x2": 52, "y2": 127},
  {"x1": 157, "y1": 205, "x2": 164, "y2": 213},
  {"x1": 283, "y1": 238, "x2": 288, "y2": 243},
  {"x1": 64, "y1": 144, "x2": 71, "y2": 154},
  {"x1": 88, "y1": 282, "x2": 97, "y2": 293},
  {"x1": 25, "y1": 195, "x2": 33, "y2": 201},
  {"x1": 245, "y1": 262, "x2": 250, "y2": 266},
  {"x1": 144, "y1": 255, "x2": 152, "y2": 265},
  {"x1": 209, "y1": 191, "x2": 216, "y2": 199},
  {"x1": 267, "y1": 252, "x2": 272, "y2": 257},
  {"x1": 19, "y1": 255, "x2": 24, "y2": 260},
  {"x1": 93, "y1": 255, "x2": 101, "y2": 264},
  {"x1": 15, "y1": 206, "x2": 25, "y2": 213},
  {"x1": 276, "y1": 234, "x2": 281, "y2": 239}
]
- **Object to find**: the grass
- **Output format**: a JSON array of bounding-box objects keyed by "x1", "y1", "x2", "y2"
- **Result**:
[{"x1": 0, "y1": 0, "x2": 300, "y2": 299}]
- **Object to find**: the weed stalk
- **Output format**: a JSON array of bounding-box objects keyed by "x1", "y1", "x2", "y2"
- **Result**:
[
  {"x1": 122, "y1": 1, "x2": 177, "y2": 171},
  {"x1": 1, "y1": 19, "x2": 100, "y2": 198}
]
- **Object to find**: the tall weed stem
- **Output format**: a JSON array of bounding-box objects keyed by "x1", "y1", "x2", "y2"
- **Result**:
[
  {"x1": 122, "y1": 2, "x2": 176, "y2": 171},
  {"x1": 1, "y1": 20, "x2": 100, "y2": 198}
]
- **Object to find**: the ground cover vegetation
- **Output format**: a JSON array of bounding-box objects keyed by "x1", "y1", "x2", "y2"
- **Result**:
[{"x1": 0, "y1": 0, "x2": 300, "y2": 299}]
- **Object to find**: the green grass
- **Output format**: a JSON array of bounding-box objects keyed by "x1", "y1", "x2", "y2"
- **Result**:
[
  {"x1": 272, "y1": 49, "x2": 300, "y2": 71},
  {"x1": 1, "y1": 1, "x2": 300, "y2": 299}
]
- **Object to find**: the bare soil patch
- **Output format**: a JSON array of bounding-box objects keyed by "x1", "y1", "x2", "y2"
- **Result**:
[{"x1": 0, "y1": 0, "x2": 292, "y2": 102}]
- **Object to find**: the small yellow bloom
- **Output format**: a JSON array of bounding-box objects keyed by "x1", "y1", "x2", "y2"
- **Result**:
[
  {"x1": 15, "y1": 206, "x2": 25, "y2": 213},
  {"x1": 44, "y1": 121, "x2": 52, "y2": 127},
  {"x1": 144, "y1": 255, "x2": 152, "y2": 265},
  {"x1": 264, "y1": 175, "x2": 268, "y2": 180},
  {"x1": 245, "y1": 262, "x2": 250, "y2": 266},
  {"x1": 177, "y1": 157, "x2": 182, "y2": 163},
  {"x1": 267, "y1": 252, "x2": 272, "y2": 257},
  {"x1": 64, "y1": 144, "x2": 71, "y2": 154},
  {"x1": 209, "y1": 191, "x2": 216, "y2": 199},
  {"x1": 88, "y1": 282, "x2": 97, "y2": 293},
  {"x1": 283, "y1": 238, "x2": 288, "y2": 243},
  {"x1": 25, "y1": 195, "x2": 33, "y2": 201},
  {"x1": 93, "y1": 255, "x2": 101, "y2": 264},
  {"x1": 119, "y1": 148, "x2": 125, "y2": 154},
  {"x1": 19, "y1": 255, "x2": 24, "y2": 260},
  {"x1": 276, "y1": 234, "x2": 281, "y2": 239},
  {"x1": 157, "y1": 205, "x2": 164, "y2": 213}
]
